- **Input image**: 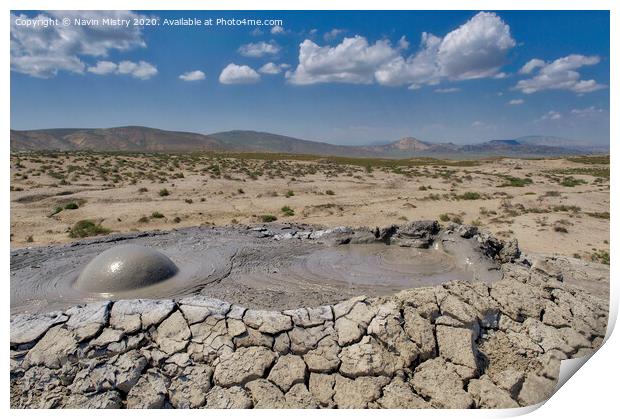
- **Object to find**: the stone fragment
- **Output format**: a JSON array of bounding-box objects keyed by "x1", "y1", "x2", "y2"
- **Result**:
[
  {"x1": 490, "y1": 280, "x2": 548, "y2": 322},
  {"x1": 303, "y1": 338, "x2": 341, "y2": 372},
  {"x1": 377, "y1": 377, "x2": 429, "y2": 408},
  {"x1": 403, "y1": 307, "x2": 436, "y2": 360},
  {"x1": 25, "y1": 326, "x2": 77, "y2": 369},
  {"x1": 333, "y1": 375, "x2": 390, "y2": 408},
  {"x1": 153, "y1": 310, "x2": 191, "y2": 355},
  {"x1": 110, "y1": 299, "x2": 175, "y2": 333},
  {"x1": 488, "y1": 369, "x2": 524, "y2": 399},
  {"x1": 308, "y1": 373, "x2": 335, "y2": 407},
  {"x1": 227, "y1": 318, "x2": 246, "y2": 337},
  {"x1": 283, "y1": 306, "x2": 333, "y2": 327},
  {"x1": 90, "y1": 328, "x2": 124, "y2": 347},
  {"x1": 436, "y1": 325, "x2": 479, "y2": 369},
  {"x1": 273, "y1": 332, "x2": 291, "y2": 354},
  {"x1": 10, "y1": 311, "x2": 68, "y2": 346},
  {"x1": 126, "y1": 369, "x2": 170, "y2": 409},
  {"x1": 243, "y1": 310, "x2": 292, "y2": 334},
  {"x1": 333, "y1": 296, "x2": 367, "y2": 319},
  {"x1": 411, "y1": 358, "x2": 473, "y2": 408},
  {"x1": 517, "y1": 373, "x2": 557, "y2": 406},
  {"x1": 71, "y1": 350, "x2": 147, "y2": 394},
  {"x1": 468, "y1": 376, "x2": 519, "y2": 408},
  {"x1": 289, "y1": 323, "x2": 335, "y2": 354},
  {"x1": 65, "y1": 391, "x2": 123, "y2": 409},
  {"x1": 233, "y1": 327, "x2": 274, "y2": 348},
  {"x1": 245, "y1": 379, "x2": 286, "y2": 408},
  {"x1": 267, "y1": 354, "x2": 307, "y2": 392},
  {"x1": 339, "y1": 336, "x2": 399, "y2": 378},
  {"x1": 169, "y1": 365, "x2": 214, "y2": 408},
  {"x1": 65, "y1": 301, "x2": 111, "y2": 342},
  {"x1": 204, "y1": 386, "x2": 252, "y2": 409},
  {"x1": 179, "y1": 296, "x2": 231, "y2": 324},
  {"x1": 285, "y1": 383, "x2": 318, "y2": 408},
  {"x1": 214, "y1": 346, "x2": 277, "y2": 387}
]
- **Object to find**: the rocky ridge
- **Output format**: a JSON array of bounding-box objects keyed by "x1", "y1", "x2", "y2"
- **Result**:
[{"x1": 10, "y1": 224, "x2": 608, "y2": 409}]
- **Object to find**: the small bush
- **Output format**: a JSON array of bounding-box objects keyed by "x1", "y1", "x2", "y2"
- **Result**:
[
  {"x1": 325, "y1": 190, "x2": 335, "y2": 195},
  {"x1": 553, "y1": 225, "x2": 569, "y2": 233},
  {"x1": 64, "y1": 202, "x2": 79, "y2": 210},
  {"x1": 151, "y1": 211, "x2": 165, "y2": 219},
  {"x1": 138, "y1": 216, "x2": 150, "y2": 223},
  {"x1": 159, "y1": 188, "x2": 170, "y2": 197},
  {"x1": 458, "y1": 192, "x2": 481, "y2": 200},
  {"x1": 439, "y1": 213, "x2": 450, "y2": 222},
  {"x1": 499, "y1": 177, "x2": 533, "y2": 187},
  {"x1": 69, "y1": 220, "x2": 110, "y2": 238},
  {"x1": 559, "y1": 177, "x2": 586, "y2": 187},
  {"x1": 50, "y1": 206, "x2": 63, "y2": 216},
  {"x1": 185, "y1": 199, "x2": 193, "y2": 204},
  {"x1": 26, "y1": 235, "x2": 34, "y2": 243},
  {"x1": 238, "y1": 188, "x2": 245, "y2": 194},
  {"x1": 173, "y1": 216, "x2": 182, "y2": 223},
  {"x1": 261, "y1": 214, "x2": 277, "y2": 223},
  {"x1": 281, "y1": 206, "x2": 295, "y2": 217},
  {"x1": 285, "y1": 190, "x2": 295, "y2": 198},
  {"x1": 138, "y1": 187, "x2": 148, "y2": 193}
]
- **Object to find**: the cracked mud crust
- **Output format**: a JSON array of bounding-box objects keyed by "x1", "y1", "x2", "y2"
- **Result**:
[{"x1": 9, "y1": 222, "x2": 609, "y2": 409}]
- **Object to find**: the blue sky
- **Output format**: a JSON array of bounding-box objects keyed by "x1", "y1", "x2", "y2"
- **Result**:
[{"x1": 10, "y1": 10, "x2": 610, "y2": 145}]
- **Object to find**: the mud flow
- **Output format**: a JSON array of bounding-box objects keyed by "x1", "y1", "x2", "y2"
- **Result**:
[{"x1": 10, "y1": 223, "x2": 502, "y2": 314}]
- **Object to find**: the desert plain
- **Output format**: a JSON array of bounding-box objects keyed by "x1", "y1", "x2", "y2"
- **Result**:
[{"x1": 10, "y1": 152, "x2": 609, "y2": 263}]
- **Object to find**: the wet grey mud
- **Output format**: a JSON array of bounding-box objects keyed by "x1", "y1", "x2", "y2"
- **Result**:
[
  {"x1": 9, "y1": 221, "x2": 609, "y2": 409},
  {"x1": 11, "y1": 221, "x2": 501, "y2": 315}
]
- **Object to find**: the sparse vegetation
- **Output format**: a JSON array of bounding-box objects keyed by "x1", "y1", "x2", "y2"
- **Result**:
[
  {"x1": 261, "y1": 214, "x2": 277, "y2": 223},
  {"x1": 159, "y1": 188, "x2": 170, "y2": 197},
  {"x1": 69, "y1": 220, "x2": 110, "y2": 238},
  {"x1": 151, "y1": 211, "x2": 165, "y2": 219},
  {"x1": 281, "y1": 206, "x2": 295, "y2": 217}
]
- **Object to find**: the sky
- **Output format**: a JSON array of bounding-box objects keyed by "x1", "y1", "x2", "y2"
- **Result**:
[{"x1": 10, "y1": 10, "x2": 610, "y2": 145}]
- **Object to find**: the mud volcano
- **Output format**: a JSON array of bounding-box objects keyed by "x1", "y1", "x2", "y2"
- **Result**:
[
  {"x1": 11, "y1": 221, "x2": 503, "y2": 314},
  {"x1": 10, "y1": 221, "x2": 609, "y2": 409},
  {"x1": 75, "y1": 244, "x2": 179, "y2": 293}
]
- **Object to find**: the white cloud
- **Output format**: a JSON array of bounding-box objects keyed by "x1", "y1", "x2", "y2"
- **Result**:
[
  {"x1": 258, "y1": 62, "x2": 290, "y2": 75},
  {"x1": 179, "y1": 70, "x2": 206, "y2": 81},
  {"x1": 287, "y1": 12, "x2": 515, "y2": 88},
  {"x1": 515, "y1": 54, "x2": 606, "y2": 94},
  {"x1": 435, "y1": 87, "x2": 461, "y2": 93},
  {"x1": 86, "y1": 60, "x2": 158, "y2": 79},
  {"x1": 11, "y1": 11, "x2": 149, "y2": 78},
  {"x1": 508, "y1": 98, "x2": 524, "y2": 105},
  {"x1": 116, "y1": 60, "x2": 158, "y2": 79},
  {"x1": 219, "y1": 63, "x2": 261, "y2": 84},
  {"x1": 287, "y1": 36, "x2": 398, "y2": 85},
  {"x1": 571, "y1": 106, "x2": 605, "y2": 117},
  {"x1": 436, "y1": 12, "x2": 516, "y2": 80},
  {"x1": 538, "y1": 110, "x2": 562, "y2": 121},
  {"x1": 87, "y1": 60, "x2": 118, "y2": 75},
  {"x1": 519, "y1": 58, "x2": 546, "y2": 75},
  {"x1": 238, "y1": 41, "x2": 280, "y2": 57},
  {"x1": 324, "y1": 28, "x2": 346, "y2": 42},
  {"x1": 271, "y1": 25, "x2": 285, "y2": 35}
]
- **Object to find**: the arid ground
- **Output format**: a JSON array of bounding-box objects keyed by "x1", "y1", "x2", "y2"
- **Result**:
[{"x1": 10, "y1": 152, "x2": 609, "y2": 262}]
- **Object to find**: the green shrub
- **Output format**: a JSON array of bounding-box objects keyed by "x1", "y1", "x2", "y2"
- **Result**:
[
  {"x1": 458, "y1": 192, "x2": 481, "y2": 200},
  {"x1": 281, "y1": 206, "x2": 295, "y2": 217},
  {"x1": 69, "y1": 220, "x2": 110, "y2": 238},
  {"x1": 285, "y1": 190, "x2": 295, "y2": 198},
  {"x1": 439, "y1": 213, "x2": 450, "y2": 222},
  {"x1": 498, "y1": 177, "x2": 532, "y2": 187},
  {"x1": 261, "y1": 214, "x2": 277, "y2": 222},
  {"x1": 151, "y1": 211, "x2": 165, "y2": 219},
  {"x1": 325, "y1": 190, "x2": 335, "y2": 195},
  {"x1": 64, "y1": 202, "x2": 79, "y2": 210},
  {"x1": 159, "y1": 188, "x2": 170, "y2": 197}
]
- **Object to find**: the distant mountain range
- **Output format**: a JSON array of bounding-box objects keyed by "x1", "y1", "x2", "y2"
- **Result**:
[{"x1": 10, "y1": 126, "x2": 607, "y2": 158}]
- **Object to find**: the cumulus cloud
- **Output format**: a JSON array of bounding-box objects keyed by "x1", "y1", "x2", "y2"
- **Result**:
[
  {"x1": 219, "y1": 63, "x2": 261, "y2": 84},
  {"x1": 179, "y1": 70, "x2": 206, "y2": 81},
  {"x1": 538, "y1": 110, "x2": 562, "y2": 121},
  {"x1": 287, "y1": 36, "x2": 399, "y2": 85},
  {"x1": 571, "y1": 106, "x2": 605, "y2": 117},
  {"x1": 515, "y1": 55, "x2": 606, "y2": 94},
  {"x1": 287, "y1": 12, "x2": 515, "y2": 88},
  {"x1": 258, "y1": 62, "x2": 290, "y2": 75},
  {"x1": 271, "y1": 25, "x2": 285, "y2": 35},
  {"x1": 324, "y1": 28, "x2": 346, "y2": 41},
  {"x1": 435, "y1": 87, "x2": 461, "y2": 93},
  {"x1": 508, "y1": 98, "x2": 524, "y2": 105},
  {"x1": 11, "y1": 11, "x2": 149, "y2": 78},
  {"x1": 238, "y1": 41, "x2": 280, "y2": 57},
  {"x1": 86, "y1": 60, "x2": 158, "y2": 79}
]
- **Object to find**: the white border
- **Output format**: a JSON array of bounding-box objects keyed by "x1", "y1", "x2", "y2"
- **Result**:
[{"x1": 2, "y1": 1, "x2": 617, "y2": 418}]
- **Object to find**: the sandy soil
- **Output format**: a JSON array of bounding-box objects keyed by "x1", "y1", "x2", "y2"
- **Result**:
[{"x1": 10, "y1": 152, "x2": 609, "y2": 261}]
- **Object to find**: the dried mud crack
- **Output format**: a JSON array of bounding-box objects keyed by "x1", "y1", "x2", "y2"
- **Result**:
[{"x1": 10, "y1": 221, "x2": 609, "y2": 409}]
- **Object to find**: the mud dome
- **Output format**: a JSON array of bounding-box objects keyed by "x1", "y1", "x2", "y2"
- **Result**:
[{"x1": 11, "y1": 221, "x2": 504, "y2": 315}]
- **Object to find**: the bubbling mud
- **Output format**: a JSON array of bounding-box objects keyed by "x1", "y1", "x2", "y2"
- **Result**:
[
  {"x1": 10, "y1": 223, "x2": 503, "y2": 314},
  {"x1": 75, "y1": 244, "x2": 178, "y2": 293}
]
